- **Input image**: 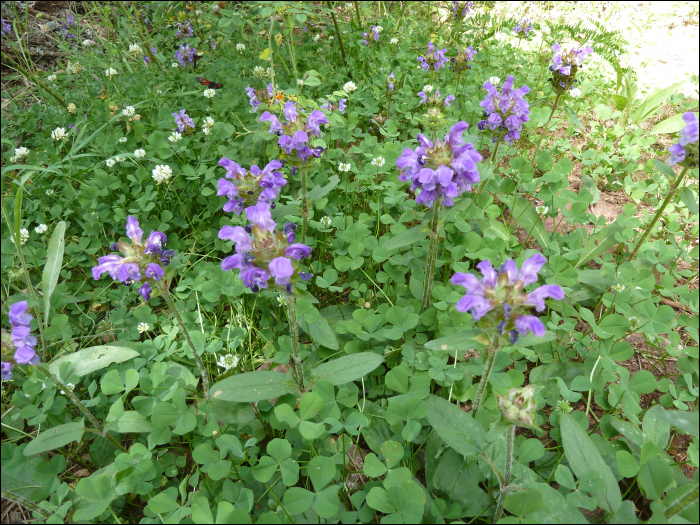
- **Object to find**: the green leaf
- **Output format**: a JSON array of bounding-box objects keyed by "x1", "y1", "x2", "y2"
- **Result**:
[
  {"x1": 105, "y1": 411, "x2": 152, "y2": 433},
  {"x1": 616, "y1": 450, "x2": 639, "y2": 478},
  {"x1": 507, "y1": 195, "x2": 552, "y2": 253},
  {"x1": 363, "y1": 453, "x2": 387, "y2": 477},
  {"x1": 299, "y1": 392, "x2": 324, "y2": 421},
  {"x1": 637, "y1": 458, "x2": 675, "y2": 500},
  {"x1": 424, "y1": 395, "x2": 485, "y2": 457},
  {"x1": 309, "y1": 353, "x2": 383, "y2": 386},
  {"x1": 283, "y1": 487, "x2": 315, "y2": 515},
  {"x1": 660, "y1": 483, "x2": 700, "y2": 522},
  {"x1": 74, "y1": 470, "x2": 117, "y2": 521},
  {"x1": 555, "y1": 465, "x2": 577, "y2": 490},
  {"x1": 24, "y1": 421, "x2": 85, "y2": 456},
  {"x1": 650, "y1": 112, "x2": 699, "y2": 135},
  {"x1": 299, "y1": 420, "x2": 325, "y2": 440},
  {"x1": 192, "y1": 496, "x2": 214, "y2": 524},
  {"x1": 307, "y1": 455, "x2": 336, "y2": 491},
  {"x1": 424, "y1": 328, "x2": 489, "y2": 353},
  {"x1": 101, "y1": 370, "x2": 124, "y2": 395},
  {"x1": 522, "y1": 481, "x2": 588, "y2": 523},
  {"x1": 49, "y1": 345, "x2": 139, "y2": 378},
  {"x1": 146, "y1": 491, "x2": 181, "y2": 514},
  {"x1": 210, "y1": 371, "x2": 295, "y2": 402},
  {"x1": 267, "y1": 439, "x2": 292, "y2": 462},
  {"x1": 504, "y1": 489, "x2": 544, "y2": 516},
  {"x1": 381, "y1": 440, "x2": 404, "y2": 469},
  {"x1": 192, "y1": 443, "x2": 219, "y2": 465},
  {"x1": 631, "y1": 79, "x2": 688, "y2": 124},
  {"x1": 41, "y1": 221, "x2": 66, "y2": 326},
  {"x1": 574, "y1": 222, "x2": 623, "y2": 268},
  {"x1": 383, "y1": 224, "x2": 428, "y2": 250},
  {"x1": 518, "y1": 438, "x2": 545, "y2": 463},
  {"x1": 561, "y1": 413, "x2": 622, "y2": 513},
  {"x1": 565, "y1": 107, "x2": 585, "y2": 130},
  {"x1": 679, "y1": 187, "x2": 699, "y2": 215},
  {"x1": 658, "y1": 410, "x2": 699, "y2": 438}
]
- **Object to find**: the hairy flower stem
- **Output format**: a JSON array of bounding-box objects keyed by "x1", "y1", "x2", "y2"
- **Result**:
[
  {"x1": 161, "y1": 287, "x2": 210, "y2": 401},
  {"x1": 326, "y1": 2, "x2": 351, "y2": 79},
  {"x1": 473, "y1": 344, "x2": 498, "y2": 411},
  {"x1": 353, "y1": 1, "x2": 361, "y2": 26},
  {"x1": 493, "y1": 425, "x2": 516, "y2": 523},
  {"x1": 36, "y1": 364, "x2": 128, "y2": 453},
  {"x1": 1, "y1": 52, "x2": 68, "y2": 109},
  {"x1": 286, "y1": 295, "x2": 305, "y2": 391},
  {"x1": 301, "y1": 165, "x2": 310, "y2": 243},
  {"x1": 475, "y1": 139, "x2": 501, "y2": 199},
  {"x1": 421, "y1": 196, "x2": 442, "y2": 313},
  {"x1": 530, "y1": 93, "x2": 561, "y2": 169},
  {"x1": 629, "y1": 166, "x2": 689, "y2": 261}
]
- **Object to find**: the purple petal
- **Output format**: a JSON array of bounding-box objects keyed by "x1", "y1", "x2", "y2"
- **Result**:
[
  {"x1": 218, "y1": 226, "x2": 252, "y2": 251},
  {"x1": 476, "y1": 260, "x2": 497, "y2": 287},
  {"x1": 139, "y1": 281, "x2": 152, "y2": 301},
  {"x1": 9, "y1": 301, "x2": 32, "y2": 327},
  {"x1": 285, "y1": 244, "x2": 312, "y2": 260},
  {"x1": 451, "y1": 272, "x2": 485, "y2": 295},
  {"x1": 268, "y1": 257, "x2": 294, "y2": 285},
  {"x1": 524, "y1": 284, "x2": 565, "y2": 311},
  {"x1": 515, "y1": 315, "x2": 546, "y2": 337},
  {"x1": 455, "y1": 294, "x2": 493, "y2": 320},
  {"x1": 126, "y1": 216, "x2": 143, "y2": 244},
  {"x1": 518, "y1": 253, "x2": 547, "y2": 285},
  {"x1": 244, "y1": 202, "x2": 276, "y2": 232}
]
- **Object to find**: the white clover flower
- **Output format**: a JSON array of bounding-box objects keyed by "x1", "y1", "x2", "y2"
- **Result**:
[
  {"x1": 115, "y1": 156, "x2": 125, "y2": 163},
  {"x1": 171, "y1": 62, "x2": 180, "y2": 68},
  {"x1": 390, "y1": 37, "x2": 399, "y2": 44},
  {"x1": 253, "y1": 65, "x2": 267, "y2": 78},
  {"x1": 82, "y1": 39, "x2": 96, "y2": 47},
  {"x1": 277, "y1": 295, "x2": 288, "y2": 306},
  {"x1": 371, "y1": 156, "x2": 386, "y2": 167},
  {"x1": 67, "y1": 103, "x2": 77, "y2": 114},
  {"x1": 14, "y1": 147, "x2": 29, "y2": 158},
  {"x1": 203, "y1": 88, "x2": 216, "y2": 98},
  {"x1": 236, "y1": 43, "x2": 245, "y2": 52},
  {"x1": 118, "y1": 137, "x2": 128, "y2": 143},
  {"x1": 297, "y1": 79, "x2": 304, "y2": 86},
  {"x1": 47, "y1": 73, "x2": 57, "y2": 82},
  {"x1": 105, "y1": 158, "x2": 116, "y2": 167},
  {"x1": 128, "y1": 43, "x2": 143, "y2": 54},
  {"x1": 51, "y1": 127, "x2": 68, "y2": 141},
  {"x1": 423, "y1": 84, "x2": 434, "y2": 93},
  {"x1": 152, "y1": 165, "x2": 173, "y2": 184},
  {"x1": 67, "y1": 61, "x2": 82, "y2": 74},
  {"x1": 536, "y1": 205, "x2": 548, "y2": 215},
  {"x1": 137, "y1": 322, "x2": 150, "y2": 333},
  {"x1": 344, "y1": 81, "x2": 357, "y2": 93},
  {"x1": 629, "y1": 317, "x2": 640, "y2": 329},
  {"x1": 329, "y1": 36, "x2": 334, "y2": 40},
  {"x1": 202, "y1": 116, "x2": 215, "y2": 135},
  {"x1": 611, "y1": 284, "x2": 625, "y2": 292},
  {"x1": 375, "y1": 26, "x2": 383, "y2": 32},
  {"x1": 91, "y1": 212, "x2": 99, "y2": 219},
  {"x1": 35, "y1": 224, "x2": 48, "y2": 234},
  {"x1": 60, "y1": 383, "x2": 75, "y2": 395},
  {"x1": 321, "y1": 216, "x2": 332, "y2": 227},
  {"x1": 10, "y1": 229, "x2": 29, "y2": 246},
  {"x1": 134, "y1": 149, "x2": 146, "y2": 158},
  {"x1": 570, "y1": 88, "x2": 582, "y2": 98},
  {"x1": 105, "y1": 68, "x2": 118, "y2": 77},
  {"x1": 45, "y1": 189, "x2": 54, "y2": 196},
  {"x1": 313, "y1": 34, "x2": 321, "y2": 42},
  {"x1": 122, "y1": 106, "x2": 136, "y2": 117},
  {"x1": 339, "y1": 162, "x2": 351, "y2": 172},
  {"x1": 10, "y1": 156, "x2": 19, "y2": 163},
  {"x1": 156, "y1": 89, "x2": 162, "y2": 95},
  {"x1": 488, "y1": 76, "x2": 501, "y2": 85},
  {"x1": 213, "y1": 5, "x2": 221, "y2": 12},
  {"x1": 217, "y1": 354, "x2": 240, "y2": 371},
  {"x1": 169, "y1": 132, "x2": 182, "y2": 142}
]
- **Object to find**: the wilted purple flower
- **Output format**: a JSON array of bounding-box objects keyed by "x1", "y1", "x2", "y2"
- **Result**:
[
  {"x1": 451, "y1": 253, "x2": 564, "y2": 341},
  {"x1": 667, "y1": 113, "x2": 699, "y2": 167},
  {"x1": 479, "y1": 75, "x2": 530, "y2": 144},
  {"x1": 92, "y1": 216, "x2": 172, "y2": 302},
  {"x1": 260, "y1": 101, "x2": 328, "y2": 165},
  {"x1": 219, "y1": 203, "x2": 311, "y2": 293},
  {"x1": 452, "y1": 1, "x2": 474, "y2": 19},
  {"x1": 143, "y1": 55, "x2": 150, "y2": 66},
  {"x1": 417, "y1": 41, "x2": 449, "y2": 72},
  {"x1": 512, "y1": 19, "x2": 534, "y2": 37},
  {"x1": 217, "y1": 158, "x2": 286, "y2": 214},
  {"x1": 450, "y1": 45, "x2": 477, "y2": 73},
  {"x1": 211, "y1": 41, "x2": 216, "y2": 50},
  {"x1": 173, "y1": 109, "x2": 195, "y2": 133},
  {"x1": 397, "y1": 121, "x2": 482, "y2": 208}
]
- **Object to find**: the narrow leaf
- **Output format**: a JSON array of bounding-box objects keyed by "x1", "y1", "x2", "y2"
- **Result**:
[
  {"x1": 42, "y1": 221, "x2": 66, "y2": 326},
  {"x1": 24, "y1": 421, "x2": 85, "y2": 456},
  {"x1": 424, "y1": 395, "x2": 485, "y2": 457},
  {"x1": 211, "y1": 371, "x2": 295, "y2": 402},
  {"x1": 309, "y1": 353, "x2": 383, "y2": 386}
]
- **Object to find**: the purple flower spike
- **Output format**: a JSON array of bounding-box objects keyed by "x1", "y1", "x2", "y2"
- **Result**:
[
  {"x1": 667, "y1": 112, "x2": 698, "y2": 168},
  {"x1": 2, "y1": 301, "x2": 41, "y2": 379},
  {"x1": 479, "y1": 75, "x2": 530, "y2": 144},
  {"x1": 451, "y1": 253, "x2": 563, "y2": 342}
]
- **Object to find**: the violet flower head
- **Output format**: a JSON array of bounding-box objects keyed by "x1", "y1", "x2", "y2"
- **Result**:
[
  {"x1": 451, "y1": 253, "x2": 564, "y2": 342},
  {"x1": 246, "y1": 87, "x2": 261, "y2": 112},
  {"x1": 452, "y1": 1, "x2": 474, "y2": 19},
  {"x1": 172, "y1": 109, "x2": 195, "y2": 133},
  {"x1": 1, "y1": 19, "x2": 12, "y2": 37},
  {"x1": 260, "y1": 101, "x2": 328, "y2": 166},
  {"x1": 478, "y1": 75, "x2": 530, "y2": 144},
  {"x1": 92, "y1": 216, "x2": 172, "y2": 302},
  {"x1": 387, "y1": 72, "x2": 395, "y2": 93},
  {"x1": 512, "y1": 19, "x2": 534, "y2": 37},
  {"x1": 174, "y1": 43, "x2": 197, "y2": 67},
  {"x1": 667, "y1": 112, "x2": 699, "y2": 167},
  {"x1": 2, "y1": 301, "x2": 40, "y2": 380},
  {"x1": 216, "y1": 160, "x2": 286, "y2": 216},
  {"x1": 417, "y1": 41, "x2": 449, "y2": 72},
  {"x1": 219, "y1": 202, "x2": 311, "y2": 294},
  {"x1": 450, "y1": 45, "x2": 477, "y2": 73},
  {"x1": 548, "y1": 43, "x2": 594, "y2": 93},
  {"x1": 396, "y1": 121, "x2": 482, "y2": 208}
]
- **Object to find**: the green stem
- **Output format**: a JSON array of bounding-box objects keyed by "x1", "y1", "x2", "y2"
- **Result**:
[
  {"x1": 473, "y1": 344, "x2": 498, "y2": 411},
  {"x1": 421, "y1": 196, "x2": 442, "y2": 313},
  {"x1": 0, "y1": 197, "x2": 47, "y2": 357},
  {"x1": 353, "y1": 0, "x2": 361, "y2": 26},
  {"x1": 326, "y1": 1, "x2": 352, "y2": 78},
  {"x1": 1, "y1": 489, "x2": 52, "y2": 518},
  {"x1": 1, "y1": 51, "x2": 68, "y2": 109},
  {"x1": 301, "y1": 166, "x2": 309, "y2": 243},
  {"x1": 475, "y1": 139, "x2": 501, "y2": 199},
  {"x1": 531, "y1": 93, "x2": 561, "y2": 169},
  {"x1": 494, "y1": 425, "x2": 516, "y2": 523},
  {"x1": 629, "y1": 166, "x2": 689, "y2": 261},
  {"x1": 394, "y1": 1, "x2": 407, "y2": 31},
  {"x1": 36, "y1": 364, "x2": 127, "y2": 453},
  {"x1": 286, "y1": 14, "x2": 298, "y2": 83},
  {"x1": 286, "y1": 295, "x2": 305, "y2": 391},
  {"x1": 160, "y1": 287, "x2": 210, "y2": 401}
]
